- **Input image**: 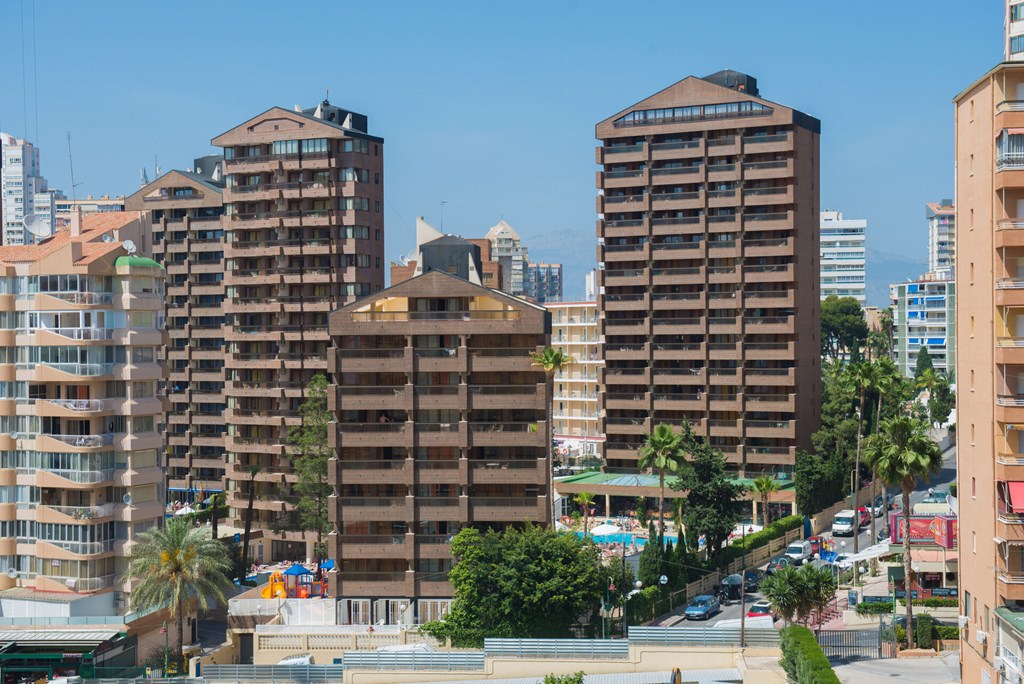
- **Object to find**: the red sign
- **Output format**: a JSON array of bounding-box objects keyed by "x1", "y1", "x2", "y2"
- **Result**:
[{"x1": 889, "y1": 512, "x2": 958, "y2": 548}]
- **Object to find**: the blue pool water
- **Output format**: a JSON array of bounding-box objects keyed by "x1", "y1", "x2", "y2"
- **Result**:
[{"x1": 575, "y1": 531, "x2": 678, "y2": 547}]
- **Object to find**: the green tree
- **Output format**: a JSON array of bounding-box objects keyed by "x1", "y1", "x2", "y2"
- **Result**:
[
  {"x1": 794, "y1": 450, "x2": 845, "y2": 516},
  {"x1": 531, "y1": 347, "x2": 575, "y2": 475},
  {"x1": 124, "y1": 519, "x2": 234, "y2": 671},
  {"x1": 863, "y1": 416, "x2": 942, "y2": 649},
  {"x1": 637, "y1": 423, "x2": 685, "y2": 541},
  {"x1": 914, "y1": 347, "x2": 934, "y2": 379},
  {"x1": 670, "y1": 423, "x2": 747, "y2": 555},
  {"x1": 574, "y1": 491, "x2": 595, "y2": 536},
  {"x1": 821, "y1": 295, "x2": 868, "y2": 361},
  {"x1": 752, "y1": 476, "x2": 781, "y2": 526},
  {"x1": 928, "y1": 375, "x2": 954, "y2": 426},
  {"x1": 878, "y1": 307, "x2": 895, "y2": 358},
  {"x1": 760, "y1": 565, "x2": 803, "y2": 626},
  {"x1": 280, "y1": 373, "x2": 332, "y2": 560},
  {"x1": 801, "y1": 564, "x2": 838, "y2": 631},
  {"x1": 421, "y1": 525, "x2": 605, "y2": 647},
  {"x1": 238, "y1": 464, "x2": 260, "y2": 585},
  {"x1": 543, "y1": 673, "x2": 585, "y2": 684}
]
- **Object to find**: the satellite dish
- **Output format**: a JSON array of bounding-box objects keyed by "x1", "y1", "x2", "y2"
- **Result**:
[
  {"x1": 6, "y1": 568, "x2": 16, "y2": 579},
  {"x1": 122, "y1": 493, "x2": 133, "y2": 506},
  {"x1": 23, "y1": 214, "x2": 52, "y2": 238},
  {"x1": 102, "y1": 234, "x2": 114, "y2": 243},
  {"x1": 123, "y1": 240, "x2": 137, "y2": 255}
]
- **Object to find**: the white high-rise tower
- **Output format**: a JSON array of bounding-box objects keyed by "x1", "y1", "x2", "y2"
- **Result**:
[{"x1": 1, "y1": 132, "x2": 56, "y2": 245}]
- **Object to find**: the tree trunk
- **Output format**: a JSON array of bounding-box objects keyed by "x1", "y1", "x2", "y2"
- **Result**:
[
  {"x1": 176, "y1": 599, "x2": 185, "y2": 673},
  {"x1": 658, "y1": 470, "x2": 665, "y2": 544},
  {"x1": 211, "y1": 495, "x2": 218, "y2": 541},
  {"x1": 239, "y1": 475, "x2": 257, "y2": 585},
  {"x1": 853, "y1": 389, "x2": 866, "y2": 554},
  {"x1": 902, "y1": 488, "x2": 914, "y2": 650},
  {"x1": 762, "y1": 493, "x2": 770, "y2": 526}
]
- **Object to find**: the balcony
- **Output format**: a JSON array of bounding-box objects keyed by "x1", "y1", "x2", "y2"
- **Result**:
[
  {"x1": 470, "y1": 497, "x2": 545, "y2": 523},
  {"x1": 746, "y1": 419, "x2": 796, "y2": 439},
  {"x1": 38, "y1": 433, "x2": 114, "y2": 449},
  {"x1": 469, "y1": 422, "x2": 543, "y2": 447},
  {"x1": 37, "y1": 503, "x2": 115, "y2": 523},
  {"x1": 335, "y1": 422, "x2": 410, "y2": 448},
  {"x1": 998, "y1": 395, "x2": 1024, "y2": 424},
  {"x1": 335, "y1": 535, "x2": 410, "y2": 560},
  {"x1": 998, "y1": 220, "x2": 1024, "y2": 249},
  {"x1": 997, "y1": 278, "x2": 1024, "y2": 307},
  {"x1": 998, "y1": 571, "x2": 1024, "y2": 601},
  {"x1": 335, "y1": 497, "x2": 409, "y2": 521}
]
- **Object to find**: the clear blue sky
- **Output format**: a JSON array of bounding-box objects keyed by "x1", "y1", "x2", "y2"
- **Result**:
[{"x1": 0, "y1": 1, "x2": 1004, "y2": 300}]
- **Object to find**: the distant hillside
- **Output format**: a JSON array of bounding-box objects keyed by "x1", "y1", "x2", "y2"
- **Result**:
[
  {"x1": 865, "y1": 248, "x2": 929, "y2": 308},
  {"x1": 524, "y1": 228, "x2": 597, "y2": 302}
]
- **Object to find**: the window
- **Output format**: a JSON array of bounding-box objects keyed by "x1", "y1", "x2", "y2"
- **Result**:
[
  {"x1": 345, "y1": 254, "x2": 371, "y2": 268},
  {"x1": 273, "y1": 140, "x2": 298, "y2": 155},
  {"x1": 342, "y1": 139, "x2": 369, "y2": 154},
  {"x1": 341, "y1": 197, "x2": 370, "y2": 212},
  {"x1": 1013, "y1": 34, "x2": 1024, "y2": 55},
  {"x1": 1014, "y1": 3, "x2": 1024, "y2": 22},
  {"x1": 341, "y1": 226, "x2": 370, "y2": 239},
  {"x1": 375, "y1": 229, "x2": 381, "y2": 241},
  {"x1": 301, "y1": 138, "x2": 328, "y2": 154},
  {"x1": 375, "y1": 173, "x2": 381, "y2": 184},
  {"x1": 340, "y1": 168, "x2": 368, "y2": 183},
  {"x1": 375, "y1": 201, "x2": 381, "y2": 213}
]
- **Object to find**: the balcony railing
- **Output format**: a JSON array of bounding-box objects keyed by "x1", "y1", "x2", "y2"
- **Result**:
[
  {"x1": 25, "y1": 292, "x2": 114, "y2": 305},
  {"x1": 468, "y1": 422, "x2": 538, "y2": 433},
  {"x1": 337, "y1": 423, "x2": 407, "y2": 433},
  {"x1": 43, "y1": 539, "x2": 116, "y2": 555},
  {"x1": 998, "y1": 337, "x2": 1024, "y2": 348},
  {"x1": 24, "y1": 363, "x2": 114, "y2": 377},
  {"x1": 998, "y1": 153, "x2": 1024, "y2": 170},
  {"x1": 43, "y1": 504, "x2": 114, "y2": 520},
  {"x1": 40, "y1": 433, "x2": 114, "y2": 448},
  {"x1": 998, "y1": 219, "x2": 1024, "y2": 230},
  {"x1": 338, "y1": 535, "x2": 406, "y2": 545},
  {"x1": 18, "y1": 467, "x2": 114, "y2": 484},
  {"x1": 41, "y1": 399, "x2": 107, "y2": 412},
  {"x1": 999, "y1": 453, "x2": 1024, "y2": 465},
  {"x1": 604, "y1": 144, "x2": 644, "y2": 154},
  {"x1": 998, "y1": 278, "x2": 1024, "y2": 289},
  {"x1": 998, "y1": 395, "x2": 1024, "y2": 407},
  {"x1": 351, "y1": 310, "x2": 520, "y2": 322},
  {"x1": 338, "y1": 498, "x2": 406, "y2": 508}
]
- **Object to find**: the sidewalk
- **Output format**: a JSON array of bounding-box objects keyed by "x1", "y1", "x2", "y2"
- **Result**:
[{"x1": 833, "y1": 651, "x2": 960, "y2": 683}]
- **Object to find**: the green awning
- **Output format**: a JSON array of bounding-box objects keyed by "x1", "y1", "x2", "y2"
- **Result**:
[
  {"x1": 996, "y1": 606, "x2": 1024, "y2": 636},
  {"x1": 114, "y1": 255, "x2": 163, "y2": 269}
]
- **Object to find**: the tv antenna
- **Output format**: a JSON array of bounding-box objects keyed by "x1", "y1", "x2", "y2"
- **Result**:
[
  {"x1": 67, "y1": 132, "x2": 84, "y2": 203},
  {"x1": 440, "y1": 200, "x2": 447, "y2": 232}
]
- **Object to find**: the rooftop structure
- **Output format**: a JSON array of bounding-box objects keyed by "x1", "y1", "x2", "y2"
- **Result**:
[
  {"x1": 485, "y1": 220, "x2": 529, "y2": 296},
  {"x1": 926, "y1": 200, "x2": 956, "y2": 274},
  {"x1": 524, "y1": 261, "x2": 563, "y2": 303}
]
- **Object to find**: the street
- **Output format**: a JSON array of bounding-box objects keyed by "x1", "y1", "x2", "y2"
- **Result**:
[{"x1": 654, "y1": 444, "x2": 957, "y2": 628}]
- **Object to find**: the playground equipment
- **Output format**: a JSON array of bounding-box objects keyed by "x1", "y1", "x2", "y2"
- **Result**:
[{"x1": 260, "y1": 570, "x2": 286, "y2": 599}]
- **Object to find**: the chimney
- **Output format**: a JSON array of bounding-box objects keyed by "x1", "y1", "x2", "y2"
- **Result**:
[{"x1": 69, "y1": 207, "x2": 83, "y2": 237}]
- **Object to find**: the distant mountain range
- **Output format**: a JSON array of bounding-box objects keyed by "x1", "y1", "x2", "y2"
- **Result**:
[{"x1": 865, "y1": 248, "x2": 929, "y2": 309}]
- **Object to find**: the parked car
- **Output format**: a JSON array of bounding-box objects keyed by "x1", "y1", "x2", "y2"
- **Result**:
[
  {"x1": 747, "y1": 600, "x2": 776, "y2": 621},
  {"x1": 766, "y1": 555, "x2": 792, "y2": 574},
  {"x1": 832, "y1": 510, "x2": 858, "y2": 536},
  {"x1": 872, "y1": 494, "x2": 892, "y2": 517},
  {"x1": 720, "y1": 574, "x2": 744, "y2": 603},
  {"x1": 743, "y1": 568, "x2": 765, "y2": 591},
  {"x1": 857, "y1": 507, "x2": 871, "y2": 526},
  {"x1": 913, "y1": 491, "x2": 952, "y2": 516},
  {"x1": 785, "y1": 540, "x2": 813, "y2": 566},
  {"x1": 684, "y1": 594, "x2": 721, "y2": 620}
]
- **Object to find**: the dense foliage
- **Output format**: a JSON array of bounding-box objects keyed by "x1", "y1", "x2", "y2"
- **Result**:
[
  {"x1": 637, "y1": 423, "x2": 685, "y2": 540},
  {"x1": 820, "y1": 295, "x2": 868, "y2": 361},
  {"x1": 779, "y1": 626, "x2": 841, "y2": 684},
  {"x1": 760, "y1": 564, "x2": 837, "y2": 627},
  {"x1": 421, "y1": 525, "x2": 605, "y2": 647},
  {"x1": 542, "y1": 673, "x2": 585, "y2": 684}
]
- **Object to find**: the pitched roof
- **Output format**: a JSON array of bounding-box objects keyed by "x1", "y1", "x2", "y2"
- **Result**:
[
  {"x1": 485, "y1": 219, "x2": 520, "y2": 241},
  {"x1": 0, "y1": 211, "x2": 141, "y2": 265}
]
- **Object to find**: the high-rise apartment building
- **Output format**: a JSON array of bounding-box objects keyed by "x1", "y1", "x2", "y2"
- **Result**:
[
  {"x1": 55, "y1": 196, "x2": 128, "y2": 227},
  {"x1": 890, "y1": 275, "x2": 956, "y2": 379},
  {"x1": 126, "y1": 160, "x2": 227, "y2": 500},
  {"x1": 524, "y1": 262, "x2": 563, "y2": 303},
  {"x1": 549, "y1": 301, "x2": 603, "y2": 461},
  {"x1": 486, "y1": 220, "x2": 529, "y2": 296},
  {"x1": 1, "y1": 132, "x2": 57, "y2": 246},
  {"x1": 0, "y1": 211, "x2": 165, "y2": 615},
  {"x1": 327, "y1": 269, "x2": 551, "y2": 624},
  {"x1": 819, "y1": 210, "x2": 866, "y2": 304},
  {"x1": 212, "y1": 100, "x2": 385, "y2": 562},
  {"x1": 595, "y1": 70, "x2": 820, "y2": 501},
  {"x1": 955, "y1": 6, "x2": 1024, "y2": 678},
  {"x1": 927, "y1": 200, "x2": 956, "y2": 274},
  {"x1": 584, "y1": 269, "x2": 598, "y2": 302}
]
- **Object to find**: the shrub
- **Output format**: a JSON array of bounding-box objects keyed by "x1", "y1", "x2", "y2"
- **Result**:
[
  {"x1": 780, "y1": 626, "x2": 841, "y2": 684},
  {"x1": 897, "y1": 597, "x2": 957, "y2": 608},
  {"x1": 934, "y1": 625, "x2": 960, "y2": 640},
  {"x1": 718, "y1": 514, "x2": 803, "y2": 565},
  {"x1": 855, "y1": 602, "x2": 893, "y2": 615},
  {"x1": 916, "y1": 614, "x2": 933, "y2": 649}
]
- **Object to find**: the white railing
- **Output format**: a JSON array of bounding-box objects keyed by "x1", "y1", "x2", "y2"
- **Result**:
[
  {"x1": 42, "y1": 398, "x2": 107, "y2": 412},
  {"x1": 997, "y1": 278, "x2": 1024, "y2": 290},
  {"x1": 40, "y1": 433, "x2": 114, "y2": 447}
]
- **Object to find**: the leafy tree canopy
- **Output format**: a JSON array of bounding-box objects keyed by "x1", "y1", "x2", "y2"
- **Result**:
[
  {"x1": 914, "y1": 347, "x2": 934, "y2": 379},
  {"x1": 821, "y1": 295, "x2": 868, "y2": 361}
]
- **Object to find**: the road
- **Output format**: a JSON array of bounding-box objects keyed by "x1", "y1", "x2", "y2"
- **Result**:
[{"x1": 653, "y1": 444, "x2": 957, "y2": 628}]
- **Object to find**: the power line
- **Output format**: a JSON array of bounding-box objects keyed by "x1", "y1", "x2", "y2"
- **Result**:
[
  {"x1": 31, "y1": 0, "x2": 39, "y2": 143},
  {"x1": 19, "y1": 0, "x2": 28, "y2": 137}
]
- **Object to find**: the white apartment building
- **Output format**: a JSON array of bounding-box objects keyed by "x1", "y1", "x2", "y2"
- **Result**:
[
  {"x1": 820, "y1": 210, "x2": 866, "y2": 304},
  {"x1": 548, "y1": 301, "x2": 603, "y2": 463},
  {"x1": 1, "y1": 132, "x2": 57, "y2": 246},
  {"x1": 891, "y1": 273, "x2": 956, "y2": 379},
  {"x1": 927, "y1": 200, "x2": 956, "y2": 274},
  {"x1": 486, "y1": 219, "x2": 529, "y2": 296}
]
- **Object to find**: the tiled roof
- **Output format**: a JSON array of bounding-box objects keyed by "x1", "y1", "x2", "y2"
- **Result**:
[
  {"x1": 0, "y1": 211, "x2": 141, "y2": 265},
  {"x1": 80, "y1": 211, "x2": 143, "y2": 235}
]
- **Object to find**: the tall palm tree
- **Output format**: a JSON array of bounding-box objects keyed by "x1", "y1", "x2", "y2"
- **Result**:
[
  {"x1": 846, "y1": 361, "x2": 878, "y2": 553},
  {"x1": 760, "y1": 565, "x2": 803, "y2": 626},
  {"x1": 800, "y1": 564, "x2": 838, "y2": 632},
  {"x1": 869, "y1": 360, "x2": 899, "y2": 541},
  {"x1": 125, "y1": 518, "x2": 233, "y2": 672},
  {"x1": 915, "y1": 368, "x2": 941, "y2": 397},
  {"x1": 531, "y1": 347, "x2": 575, "y2": 527},
  {"x1": 863, "y1": 415, "x2": 942, "y2": 650},
  {"x1": 752, "y1": 476, "x2": 781, "y2": 527},
  {"x1": 239, "y1": 465, "x2": 261, "y2": 585},
  {"x1": 574, "y1": 491, "x2": 595, "y2": 536},
  {"x1": 878, "y1": 307, "x2": 895, "y2": 359},
  {"x1": 637, "y1": 423, "x2": 685, "y2": 542}
]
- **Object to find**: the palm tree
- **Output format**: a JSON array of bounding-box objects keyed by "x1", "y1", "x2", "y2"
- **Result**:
[
  {"x1": 846, "y1": 361, "x2": 878, "y2": 554},
  {"x1": 863, "y1": 415, "x2": 942, "y2": 650},
  {"x1": 760, "y1": 565, "x2": 803, "y2": 626},
  {"x1": 800, "y1": 564, "x2": 838, "y2": 632},
  {"x1": 869, "y1": 360, "x2": 899, "y2": 541},
  {"x1": 574, "y1": 491, "x2": 595, "y2": 536},
  {"x1": 239, "y1": 465, "x2": 261, "y2": 585},
  {"x1": 637, "y1": 423, "x2": 685, "y2": 542},
  {"x1": 125, "y1": 518, "x2": 233, "y2": 672},
  {"x1": 532, "y1": 347, "x2": 575, "y2": 527},
  {"x1": 915, "y1": 368, "x2": 940, "y2": 396},
  {"x1": 878, "y1": 307, "x2": 895, "y2": 358},
  {"x1": 752, "y1": 476, "x2": 780, "y2": 527}
]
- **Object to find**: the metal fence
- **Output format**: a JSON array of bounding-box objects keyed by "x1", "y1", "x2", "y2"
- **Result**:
[
  {"x1": 816, "y1": 628, "x2": 885, "y2": 663},
  {"x1": 340, "y1": 650, "x2": 485, "y2": 671},
  {"x1": 628, "y1": 627, "x2": 781, "y2": 647},
  {"x1": 200, "y1": 665, "x2": 346, "y2": 683},
  {"x1": 484, "y1": 638, "x2": 629, "y2": 659}
]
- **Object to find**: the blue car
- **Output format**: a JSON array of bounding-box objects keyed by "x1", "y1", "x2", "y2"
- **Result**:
[{"x1": 684, "y1": 594, "x2": 721, "y2": 621}]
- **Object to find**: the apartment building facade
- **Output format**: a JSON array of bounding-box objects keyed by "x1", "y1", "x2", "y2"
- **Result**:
[
  {"x1": 927, "y1": 200, "x2": 956, "y2": 274},
  {"x1": 524, "y1": 262, "x2": 563, "y2": 303},
  {"x1": 1, "y1": 132, "x2": 57, "y2": 246},
  {"x1": 549, "y1": 301, "x2": 603, "y2": 462},
  {"x1": 891, "y1": 275, "x2": 956, "y2": 379},
  {"x1": 0, "y1": 212, "x2": 165, "y2": 615},
  {"x1": 486, "y1": 220, "x2": 529, "y2": 296},
  {"x1": 595, "y1": 70, "x2": 820, "y2": 492},
  {"x1": 955, "y1": 7, "x2": 1024, "y2": 678},
  {"x1": 819, "y1": 210, "x2": 866, "y2": 304},
  {"x1": 211, "y1": 100, "x2": 385, "y2": 562},
  {"x1": 327, "y1": 270, "x2": 551, "y2": 624},
  {"x1": 125, "y1": 163, "x2": 227, "y2": 500}
]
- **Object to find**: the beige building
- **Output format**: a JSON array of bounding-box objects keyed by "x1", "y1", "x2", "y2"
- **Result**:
[
  {"x1": 955, "y1": 6, "x2": 1024, "y2": 679},
  {"x1": 548, "y1": 301, "x2": 603, "y2": 463},
  {"x1": 327, "y1": 269, "x2": 551, "y2": 624},
  {"x1": 209, "y1": 100, "x2": 386, "y2": 563},
  {"x1": 126, "y1": 162, "x2": 226, "y2": 500},
  {"x1": 0, "y1": 211, "x2": 166, "y2": 614},
  {"x1": 594, "y1": 70, "x2": 820, "y2": 508}
]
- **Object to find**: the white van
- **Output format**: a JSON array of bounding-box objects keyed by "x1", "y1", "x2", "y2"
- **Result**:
[
  {"x1": 785, "y1": 540, "x2": 813, "y2": 565},
  {"x1": 832, "y1": 510, "x2": 857, "y2": 537}
]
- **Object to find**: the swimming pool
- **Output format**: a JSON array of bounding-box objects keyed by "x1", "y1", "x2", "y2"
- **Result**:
[{"x1": 575, "y1": 532, "x2": 678, "y2": 547}]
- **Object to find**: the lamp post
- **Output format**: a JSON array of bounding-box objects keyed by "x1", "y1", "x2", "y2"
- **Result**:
[{"x1": 160, "y1": 621, "x2": 168, "y2": 678}]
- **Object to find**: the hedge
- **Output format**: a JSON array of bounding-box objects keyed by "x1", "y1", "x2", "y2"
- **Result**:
[
  {"x1": 899, "y1": 597, "x2": 958, "y2": 608},
  {"x1": 916, "y1": 614, "x2": 933, "y2": 649},
  {"x1": 934, "y1": 625, "x2": 960, "y2": 640},
  {"x1": 855, "y1": 602, "x2": 893, "y2": 615},
  {"x1": 719, "y1": 515, "x2": 803, "y2": 565},
  {"x1": 780, "y1": 626, "x2": 840, "y2": 684}
]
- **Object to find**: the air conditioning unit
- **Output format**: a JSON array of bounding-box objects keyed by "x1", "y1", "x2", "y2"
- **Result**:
[
  {"x1": 959, "y1": 615, "x2": 970, "y2": 627},
  {"x1": 977, "y1": 630, "x2": 988, "y2": 644},
  {"x1": 994, "y1": 656, "x2": 1005, "y2": 673}
]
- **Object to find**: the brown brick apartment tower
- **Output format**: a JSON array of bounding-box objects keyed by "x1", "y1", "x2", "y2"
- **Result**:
[
  {"x1": 327, "y1": 269, "x2": 551, "y2": 625},
  {"x1": 126, "y1": 160, "x2": 227, "y2": 500},
  {"x1": 211, "y1": 101, "x2": 385, "y2": 562},
  {"x1": 594, "y1": 70, "x2": 820, "y2": 512}
]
